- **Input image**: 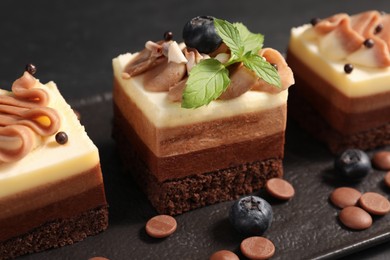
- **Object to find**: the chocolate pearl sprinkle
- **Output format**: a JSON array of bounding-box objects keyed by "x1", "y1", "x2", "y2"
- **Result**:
[
  {"x1": 25, "y1": 63, "x2": 37, "y2": 75},
  {"x1": 375, "y1": 24, "x2": 383, "y2": 34},
  {"x1": 55, "y1": 131, "x2": 68, "y2": 145},
  {"x1": 310, "y1": 18, "x2": 321, "y2": 26},
  {"x1": 164, "y1": 31, "x2": 173, "y2": 41},
  {"x1": 344, "y1": 64, "x2": 354, "y2": 74},
  {"x1": 363, "y1": 38, "x2": 374, "y2": 48}
]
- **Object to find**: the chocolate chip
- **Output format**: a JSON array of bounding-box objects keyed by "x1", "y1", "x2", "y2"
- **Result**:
[
  {"x1": 209, "y1": 250, "x2": 239, "y2": 260},
  {"x1": 164, "y1": 31, "x2": 173, "y2": 41},
  {"x1": 344, "y1": 64, "x2": 354, "y2": 74},
  {"x1": 385, "y1": 171, "x2": 390, "y2": 188},
  {"x1": 55, "y1": 131, "x2": 68, "y2": 145},
  {"x1": 359, "y1": 192, "x2": 390, "y2": 215},
  {"x1": 25, "y1": 63, "x2": 37, "y2": 75},
  {"x1": 330, "y1": 187, "x2": 361, "y2": 209},
  {"x1": 240, "y1": 236, "x2": 275, "y2": 260},
  {"x1": 375, "y1": 24, "x2": 383, "y2": 34},
  {"x1": 363, "y1": 38, "x2": 374, "y2": 48},
  {"x1": 145, "y1": 215, "x2": 177, "y2": 238},
  {"x1": 271, "y1": 63, "x2": 278, "y2": 71},
  {"x1": 372, "y1": 151, "x2": 390, "y2": 170},
  {"x1": 265, "y1": 178, "x2": 295, "y2": 200},
  {"x1": 339, "y1": 206, "x2": 372, "y2": 230},
  {"x1": 310, "y1": 18, "x2": 321, "y2": 26}
]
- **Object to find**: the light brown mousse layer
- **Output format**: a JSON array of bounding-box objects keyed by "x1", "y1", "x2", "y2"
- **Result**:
[
  {"x1": 113, "y1": 100, "x2": 286, "y2": 182},
  {"x1": 287, "y1": 50, "x2": 390, "y2": 135},
  {"x1": 0, "y1": 165, "x2": 107, "y2": 242},
  {"x1": 113, "y1": 79, "x2": 286, "y2": 158}
]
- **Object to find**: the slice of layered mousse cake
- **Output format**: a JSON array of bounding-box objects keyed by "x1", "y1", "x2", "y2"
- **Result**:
[
  {"x1": 287, "y1": 10, "x2": 390, "y2": 153},
  {"x1": 0, "y1": 65, "x2": 108, "y2": 260},
  {"x1": 112, "y1": 16, "x2": 294, "y2": 215}
]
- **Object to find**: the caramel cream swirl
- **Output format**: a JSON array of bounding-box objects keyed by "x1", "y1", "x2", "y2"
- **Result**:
[
  {"x1": 311, "y1": 11, "x2": 390, "y2": 67},
  {"x1": 0, "y1": 72, "x2": 60, "y2": 162}
]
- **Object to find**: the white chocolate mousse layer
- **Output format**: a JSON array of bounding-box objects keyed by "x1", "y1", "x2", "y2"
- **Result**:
[
  {"x1": 0, "y1": 81, "x2": 100, "y2": 199},
  {"x1": 113, "y1": 53, "x2": 288, "y2": 129},
  {"x1": 289, "y1": 24, "x2": 390, "y2": 98}
]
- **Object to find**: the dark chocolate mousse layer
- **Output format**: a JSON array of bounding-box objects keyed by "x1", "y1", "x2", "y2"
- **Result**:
[
  {"x1": 113, "y1": 103, "x2": 285, "y2": 182},
  {"x1": 287, "y1": 50, "x2": 390, "y2": 135}
]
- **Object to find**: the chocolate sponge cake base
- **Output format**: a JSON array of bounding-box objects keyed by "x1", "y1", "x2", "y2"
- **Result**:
[
  {"x1": 0, "y1": 206, "x2": 108, "y2": 260},
  {"x1": 288, "y1": 85, "x2": 390, "y2": 154},
  {"x1": 113, "y1": 123, "x2": 283, "y2": 216}
]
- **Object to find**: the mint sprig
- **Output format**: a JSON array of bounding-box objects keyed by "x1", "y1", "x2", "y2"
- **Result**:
[
  {"x1": 182, "y1": 18, "x2": 281, "y2": 108},
  {"x1": 242, "y1": 53, "x2": 281, "y2": 87},
  {"x1": 214, "y1": 19, "x2": 244, "y2": 60},
  {"x1": 182, "y1": 59, "x2": 230, "y2": 109},
  {"x1": 233, "y1": 22, "x2": 264, "y2": 55}
]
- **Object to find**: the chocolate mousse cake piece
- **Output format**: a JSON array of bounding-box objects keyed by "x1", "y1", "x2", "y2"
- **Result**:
[
  {"x1": 112, "y1": 16, "x2": 294, "y2": 215},
  {"x1": 287, "y1": 11, "x2": 390, "y2": 154},
  {"x1": 0, "y1": 66, "x2": 108, "y2": 260}
]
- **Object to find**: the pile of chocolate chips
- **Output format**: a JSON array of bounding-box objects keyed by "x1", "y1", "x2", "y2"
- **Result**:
[{"x1": 330, "y1": 149, "x2": 390, "y2": 230}]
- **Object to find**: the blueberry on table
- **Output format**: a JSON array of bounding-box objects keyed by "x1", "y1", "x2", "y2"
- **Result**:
[
  {"x1": 182, "y1": 16, "x2": 222, "y2": 54},
  {"x1": 334, "y1": 149, "x2": 372, "y2": 181},
  {"x1": 229, "y1": 196, "x2": 273, "y2": 236}
]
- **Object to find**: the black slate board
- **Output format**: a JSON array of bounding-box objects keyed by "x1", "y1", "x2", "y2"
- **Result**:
[
  {"x1": 2, "y1": 1, "x2": 390, "y2": 258},
  {"x1": 19, "y1": 94, "x2": 390, "y2": 260}
]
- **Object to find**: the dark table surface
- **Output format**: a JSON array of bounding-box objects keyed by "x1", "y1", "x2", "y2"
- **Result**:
[{"x1": 1, "y1": 1, "x2": 390, "y2": 259}]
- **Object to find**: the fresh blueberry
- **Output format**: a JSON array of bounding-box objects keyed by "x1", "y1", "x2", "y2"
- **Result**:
[
  {"x1": 229, "y1": 195, "x2": 273, "y2": 236},
  {"x1": 182, "y1": 16, "x2": 222, "y2": 54},
  {"x1": 334, "y1": 149, "x2": 372, "y2": 181}
]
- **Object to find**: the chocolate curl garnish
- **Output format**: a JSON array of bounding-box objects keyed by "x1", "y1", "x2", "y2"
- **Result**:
[
  {"x1": 219, "y1": 63, "x2": 255, "y2": 100},
  {"x1": 184, "y1": 48, "x2": 203, "y2": 72},
  {"x1": 251, "y1": 48, "x2": 295, "y2": 94},
  {"x1": 124, "y1": 48, "x2": 166, "y2": 77},
  {"x1": 167, "y1": 79, "x2": 187, "y2": 102},
  {"x1": 166, "y1": 48, "x2": 206, "y2": 101},
  {"x1": 220, "y1": 48, "x2": 294, "y2": 99},
  {"x1": 143, "y1": 61, "x2": 186, "y2": 92},
  {"x1": 168, "y1": 48, "x2": 294, "y2": 101},
  {"x1": 124, "y1": 40, "x2": 172, "y2": 77},
  {"x1": 0, "y1": 72, "x2": 60, "y2": 163},
  {"x1": 0, "y1": 125, "x2": 36, "y2": 162}
]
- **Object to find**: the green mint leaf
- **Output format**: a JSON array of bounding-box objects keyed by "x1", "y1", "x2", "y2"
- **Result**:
[
  {"x1": 243, "y1": 54, "x2": 281, "y2": 88},
  {"x1": 233, "y1": 22, "x2": 264, "y2": 54},
  {"x1": 182, "y1": 59, "x2": 230, "y2": 108},
  {"x1": 214, "y1": 18, "x2": 244, "y2": 57}
]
